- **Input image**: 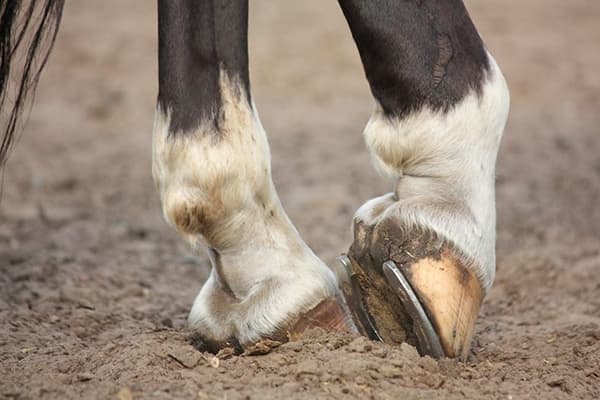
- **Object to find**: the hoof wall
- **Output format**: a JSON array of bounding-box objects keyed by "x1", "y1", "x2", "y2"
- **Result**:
[{"x1": 336, "y1": 252, "x2": 483, "y2": 360}]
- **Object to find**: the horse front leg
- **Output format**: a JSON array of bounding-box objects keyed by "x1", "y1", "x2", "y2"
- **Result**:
[
  {"x1": 337, "y1": 0, "x2": 510, "y2": 359},
  {"x1": 153, "y1": 0, "x2": 354, "y2": 352}
]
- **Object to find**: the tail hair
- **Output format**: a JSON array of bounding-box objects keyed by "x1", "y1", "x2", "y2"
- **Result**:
[{"x1": 0, "y1": 0, "x2": 64, "y2": 169}]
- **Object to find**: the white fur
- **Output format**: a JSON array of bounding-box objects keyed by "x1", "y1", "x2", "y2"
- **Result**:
[
  {"x1": 152, "y1": 73, "x2": 338, "y2": 345},
  {"x1": 358, "y1": 54, "x2": 510, "y2": 291}
]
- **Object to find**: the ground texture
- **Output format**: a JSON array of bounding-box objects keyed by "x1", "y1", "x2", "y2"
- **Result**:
[{"x1": 1, "y1": 1, "x2": 599, "y2": 399}]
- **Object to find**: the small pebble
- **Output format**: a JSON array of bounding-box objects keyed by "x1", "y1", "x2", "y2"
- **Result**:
[{"x1": 76, "y1": 373, "x2": 94, "y2": 382}]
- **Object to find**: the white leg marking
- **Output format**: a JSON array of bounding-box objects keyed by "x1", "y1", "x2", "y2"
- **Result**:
[
  {"x1": 152, "y1": 72, "x2": 337, "y2": 344},
  {"x1": 360, "y1": 54, "x2": 510, "y2": 291}
]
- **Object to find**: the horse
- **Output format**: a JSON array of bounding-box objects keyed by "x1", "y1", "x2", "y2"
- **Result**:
[{"x1": 0, "y1": 0, "x2": 509, "y2": 360}]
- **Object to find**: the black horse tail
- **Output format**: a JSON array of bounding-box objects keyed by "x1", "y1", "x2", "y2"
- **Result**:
[{"x1": 0, "y1": 0, "x2": 64, "y2": 169}]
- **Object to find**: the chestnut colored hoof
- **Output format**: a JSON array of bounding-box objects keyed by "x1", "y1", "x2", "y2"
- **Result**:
[{"x1": 286, "y1": 297, "x2": 357, "y2": 341}]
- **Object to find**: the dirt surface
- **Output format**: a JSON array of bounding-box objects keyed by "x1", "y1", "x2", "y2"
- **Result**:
[{"x1": 1, "y1": 1, "x2": 599, "y2": 399}]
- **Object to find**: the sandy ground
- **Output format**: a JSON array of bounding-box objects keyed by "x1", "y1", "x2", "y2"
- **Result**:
[{"x1": 1, "y1": 0, "x2": 599, "y2": 399}]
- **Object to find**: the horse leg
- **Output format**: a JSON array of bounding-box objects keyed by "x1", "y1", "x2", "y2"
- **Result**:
[
  {"x1": 337, "y1": 0, "x2": 510, "y2": 359},
  {"x1": 153, "y1": 0, "x2": 354, "y2": 352}
]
